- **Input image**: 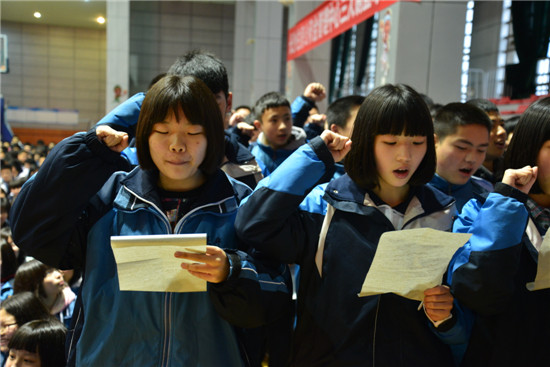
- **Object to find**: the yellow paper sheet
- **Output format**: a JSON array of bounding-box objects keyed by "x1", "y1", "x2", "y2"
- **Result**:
[
  {"x1": 359, "y1": 228, "x2": 472, "y2": 301},
  {"x1": 111, "y1": 234, "x2": 207, "y2": 293},
  {"x1": 527, "y1": 234, "x2": 550, "y2": 291}
]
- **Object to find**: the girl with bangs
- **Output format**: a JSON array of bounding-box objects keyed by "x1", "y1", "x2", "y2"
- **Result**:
[
  {"x1": 235, "y1": 84, "x2": 534, "y2": 366},
  {"x1": 9, "y1": 75, "x2": 289, "y2": 366}
]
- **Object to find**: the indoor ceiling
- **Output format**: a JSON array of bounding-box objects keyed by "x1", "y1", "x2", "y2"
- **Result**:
[
  {"x1": 1, "y1": 1, "x2": 239, "y2": 30},
  {"x1": 1, "y1": 0, "x2": 107, "y2": 30}
]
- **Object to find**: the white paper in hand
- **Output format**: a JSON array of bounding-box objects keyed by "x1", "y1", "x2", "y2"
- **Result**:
[{"x1": 359, "y1": 228, "x2": 471, "y2": 301}]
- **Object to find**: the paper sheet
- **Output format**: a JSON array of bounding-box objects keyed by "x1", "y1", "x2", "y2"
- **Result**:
[
  {"x1": 527, "y1": 234, "x2": 550, "y2": 291},
  {"x1": 111, "y1": 234, "x2": 207, "y2": 293},
  {"x1": 359, "y1": 228, "x2": 472, "y2": 301}
]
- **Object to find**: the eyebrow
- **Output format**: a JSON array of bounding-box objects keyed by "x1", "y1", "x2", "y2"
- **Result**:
[{"x1": 455, "y1": 139, "x2": 489, "y2": 147}]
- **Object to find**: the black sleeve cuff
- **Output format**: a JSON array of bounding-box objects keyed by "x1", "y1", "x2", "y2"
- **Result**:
[
  {"x1": 308, "y1": 136, "x2": 335, "y2": 167},
  {"x1": 434, "y1": 309, "x2": 458, "y2": 332},
  {"x1": 494, "y1": 182, "x2": 529, "y2": 204}
]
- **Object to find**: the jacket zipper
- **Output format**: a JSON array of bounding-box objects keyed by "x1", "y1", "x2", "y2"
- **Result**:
[
  {"x1": 122, "y1": 187, "x2": 236, "y2": 366},
  {"x1": 123, "y1": 187, "x2": 173, "y2": 366}
]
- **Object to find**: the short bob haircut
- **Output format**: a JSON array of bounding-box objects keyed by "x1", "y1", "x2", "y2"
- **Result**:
[
  {"x1": 136, "y1": 75, "x2": 225, "y2": 176},
  {"x1": 504, "y1": 96, "x2": 550, "y2": 194},
  {"x1": 345, "y1": 83, "x2": 436, "y2": 190},
  {"x1": 13, "y1": 260, "x2": 55, "y2": 300},
  {"x1": 8, "y1": 319, "x2": 67, "y2": 367},
  {"x1": 0, "y1": 292, "x2": 51, "y2": 326}
]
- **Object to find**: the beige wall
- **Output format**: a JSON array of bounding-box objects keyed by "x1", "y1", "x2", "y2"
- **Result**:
[{"x1": 1, "y1": 20, "x2": 106, "y2": 128}]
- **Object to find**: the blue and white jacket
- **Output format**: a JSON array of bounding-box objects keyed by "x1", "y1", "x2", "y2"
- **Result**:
[
  {"x1": 235, "y1": 137, "x2": 529, "y2": 367},
  {"x1": 250, "y1": 126, "x2": 306, "y2": 177},
  {"x1": 10, "y1": 130, "x2": 290, "y2": 367},
  {"x1": 447, "y1": 189, "x2": 549, "y2": 366}
]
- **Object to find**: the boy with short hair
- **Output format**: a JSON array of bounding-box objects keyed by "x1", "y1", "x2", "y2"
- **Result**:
[
  {"x1": 251, "y1": 92, "x2": 307, "y2": 176},
  {"x1": 466, "y1": 98, "x2": 507, "y2": 183},
  {"x1": 429, "y1": 102, "x2": 494, "y2": 212},
  {"x1": 325, "y1": 95, "x2": 364, "y2": 178},
  {"x1": 326, "y1": 95, "x2": 364, "y2": 139}
]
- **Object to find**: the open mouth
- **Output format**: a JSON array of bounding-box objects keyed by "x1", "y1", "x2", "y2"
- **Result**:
[
  {"x1": 394, "y1": 168, "x2": 409, "y2": 178},
  {"x1": 459, "y1": 168, "x2": 473, "y2": 175}
]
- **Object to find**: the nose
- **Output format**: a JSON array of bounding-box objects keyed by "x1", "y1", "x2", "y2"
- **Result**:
[
  {"x1": 170, "y1": 135, "x2": 186, "y2": 153},
  {"x1": 396, "y1": 143, "x2": 412, "y2": 162},
  {"x1": 464, "y1": 150, "x2": 477, "y2": 163},
  {"x1": 496, "y1": 125, "x2": 506, "y2": 138}
]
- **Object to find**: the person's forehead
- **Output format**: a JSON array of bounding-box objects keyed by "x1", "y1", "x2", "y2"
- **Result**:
[
  {"x1": 444, "y1": 124, "x2": 489, "y2": 141},
  {"x1": 264, "y1": 106, "x2": 291, "y2": 116}
]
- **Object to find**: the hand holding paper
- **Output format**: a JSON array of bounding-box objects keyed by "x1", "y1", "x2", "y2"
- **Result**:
[
  {"x1": 423, "y1": 285, "x2": 454, "y2": 322},
  {"x1": 111, "y1": 234, "x2": 208, "y2": 292},
  {"x1": 175, "y1": 246, "x2": 230, "y2": 283}
]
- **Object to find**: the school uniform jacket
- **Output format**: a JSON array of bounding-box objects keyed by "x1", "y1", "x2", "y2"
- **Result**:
[
  {"x1": 235, "y1": 137, "x2": 529, "y2": 367},
  {"x1": 10, "y1": 130, "x2": 290, "y2": 367}
]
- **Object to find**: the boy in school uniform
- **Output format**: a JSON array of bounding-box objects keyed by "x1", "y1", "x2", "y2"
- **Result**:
[
  {"x1": 466, "y1": 98, "x2": 507, "y2": 184},
  {"x1": 429, "y1": 102, "x2": 494, "y2": 212},
  {"x1": 251, "y1": 92, "x2": 307, "y2": 176}
]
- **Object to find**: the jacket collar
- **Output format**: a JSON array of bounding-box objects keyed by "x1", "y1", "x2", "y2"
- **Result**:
[
  {"x1": 118, "y1": 167, "x2": 237, "y2": 212},
  {"x1": 324, "y1": 174, "x2": 455, "y2": 218}
]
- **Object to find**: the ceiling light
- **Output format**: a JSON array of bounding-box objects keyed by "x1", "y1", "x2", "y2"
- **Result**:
[
  {"x1": 33, "y1": 12, "x2": 42, "y2": 19},
  {"x1": 96, "y1": 16, "x2": 105, "y2": 24}
]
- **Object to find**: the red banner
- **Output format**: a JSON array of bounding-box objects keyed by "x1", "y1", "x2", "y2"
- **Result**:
[{"x1": 287, "y1": 0, "x2": 398, "y2": 61}]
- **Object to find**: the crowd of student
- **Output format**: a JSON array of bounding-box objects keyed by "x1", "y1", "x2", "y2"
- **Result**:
[{"x1": 0, "y1": 49, "x2": 548, "y2": 367}]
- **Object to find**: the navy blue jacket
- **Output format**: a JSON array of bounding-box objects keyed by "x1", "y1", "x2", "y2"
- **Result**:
[
  {"x1": 448, "y1": 191, "x2": 550, "y2": 366},
  {"x1": 10, "y1": 130, "x2": 290, "y2": 367},
  {"x1": 237, "y1": 138, "x2": 461, "y2": 366}
]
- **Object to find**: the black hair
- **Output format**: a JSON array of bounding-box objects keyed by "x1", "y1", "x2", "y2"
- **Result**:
[
  {"x1": 326, "y1": 95, "x2": 365, "y2": 128},
  {"x1": 13, "y1": 260, "x2": 54, "y2": 299},
  {"x1": 0, "y1": 292, "x2": 51, "y2": 326},
  {"x1": 7, "y1": 319, "x2": 67, "y2": 367},
  {"x1": 504, "y1": 115, "x2": 521, "y2": 135},
  {"x1": 433, "y1": 102, "x2": 492, "y2": 140},
  {"x1": 136, "y1": 75, "x2": 225, "y2": 176},
  {"x1": 148, "y1": 73, "x2": 167, "y2": 91},
  {"x1": 466, "y1": 98, "x2": 499, "y2": 114},
  {"x1": 253, "y1": 92, "x2": 291, "y2": 122},
  {"x1": 234, "y1": 105, "x2": 251, "y2": 112},
  {"x1": 345, "y1": 83, "x2": 436, "y2": 190},
  {"x1": 504, "y1": 97, "x2": 550, "y2": 194},
  {"x1": 1, "y1": 241, "x2": 17, "y2": 282},
  {"x1": 167, "y1": 50, "x2": 229, "y2": 97}
]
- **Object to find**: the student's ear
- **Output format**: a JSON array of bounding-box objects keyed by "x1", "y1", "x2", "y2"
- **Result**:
[
  {"x1": 225, "y1": 92, "x2": 233, "y2": 114},
  {"x1": 330, "y1": 124, "x2": 339, "y2": 133},
  {"x1": 434, "y1": 134, "x2": 440, "y2": 148},
  {"x1": 253, "y1": 120, "x2": 262, "y2": 131}
]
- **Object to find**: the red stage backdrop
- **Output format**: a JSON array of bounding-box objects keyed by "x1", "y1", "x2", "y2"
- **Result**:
[{"x1": 287, "y1": 0, "x2": 399, "y2": 61}]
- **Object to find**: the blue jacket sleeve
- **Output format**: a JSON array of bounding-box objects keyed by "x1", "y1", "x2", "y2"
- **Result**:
[
  {"x1": 9, "y1": 130, "x2": 132, "y2": 269},
  {"x1": 96, "y1": 93, "x2": 145, "y2": 134},
  {"x1": 291, "y1": 95, "x2": 316, "y2": 128},
  {"x1": 235, "y1": 136, "x2": 334, "y2": 264},
  {"x1": 447, "y1": 182, "x2": 529, "y2": 315}
]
